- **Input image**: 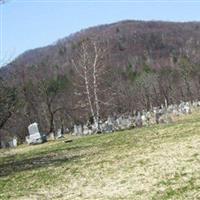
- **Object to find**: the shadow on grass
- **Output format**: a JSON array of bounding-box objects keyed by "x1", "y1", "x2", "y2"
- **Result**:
[
  {"x1": 0, "y1": 135, "x2": 114, "y2": 178},
  {"x1": 0, "y1": 150, "x2": 90, "y2": 177}
]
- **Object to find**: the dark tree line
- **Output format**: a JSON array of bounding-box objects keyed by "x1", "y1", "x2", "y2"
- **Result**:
[
  {"x1": 0, "y1": 78, "x2": 17, "y2": 129},
  {"x1": 113, "y1": 57, "x2": 200, "y2": 114}
]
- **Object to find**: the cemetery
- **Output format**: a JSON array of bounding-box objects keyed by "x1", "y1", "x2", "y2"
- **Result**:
[
  {"x1": 70, "y1": 100, "x2": 195, "y2": 136},
  {"x1": 0, "y1": 108, "x2": 200, "y2": 199},
  {"x1": 0, "y1": 100, "x2": 197, "y2": 149},
  {"x1": 70, "y1": 101, "x2": 196, "y2": 137},
  {"x1": 1, "y1": 6, "x2": 200, "y2": 198}
]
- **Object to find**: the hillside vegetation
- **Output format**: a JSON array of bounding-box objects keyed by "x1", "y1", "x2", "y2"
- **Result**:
[
  {"x1": 1, "y1": 20, "x2": 200, "y2": 141},
  {"x1": 0, "y1": 111, "x2": 200, "y2": 200}
]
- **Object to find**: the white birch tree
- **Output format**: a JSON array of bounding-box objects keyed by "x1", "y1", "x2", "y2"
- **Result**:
[{"x1": 71, "y1": 38, "x2": 107, "y2": 131}]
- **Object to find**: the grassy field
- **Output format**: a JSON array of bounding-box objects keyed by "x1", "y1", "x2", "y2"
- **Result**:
[{"x1": 0, "y1": 113, "x2": 200, "y2": 200}]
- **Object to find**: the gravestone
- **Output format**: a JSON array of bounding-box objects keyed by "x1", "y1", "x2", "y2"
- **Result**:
[
  {"x1": 83, "y1": 125, "x2": 92, "y2": 135},
  {"x1": 56, "y1": 129, "x2": 64, "y2": 139},
  {"x1": 49, "y1": 132, "x2": 55, "y2": 140},
  {"x1": 74, "y1": 125, "x2": 83, "y2": 136},
  {"x1": 13, "y1": 137, "x2": 17, "y2": 147},
  {"x1": 106, "y1": 116, "x2": 117, "y2": 132},
  {"x1": 183, "y1": 103, "x2": 191, "y2": 114},
  {"x1": 155, "y1": 107, "x2": 164, "y2": 124},
  {"x1": 116, "y1": 116, "x2": 124, "y2": 130},
  {"x1": 179, "y1": 102, "x2": 186, "y2": 114},
  {"x1": 172, "y1": 106, "x2": 179, "y2": 116},
  {"x1": 103, "y1": 122, "x2": 113, "y2": 133},
  {"x1": 26, "y1": 122, "x2": 44, "y2": 144},
  {"x1": 146, "y1": 111, "x2": 152, "y2": 125},
  {"x1": 8, "y1": 137, "x2": 17, "y2": 148},
  {"x1": 0, "y1": 137, "x2": 17, "y2": 148},
  {"x1": 135, "y1": 112, "x2": 142, "y2": 127},
  {"x1": 118, "y1": 117, "x2": 132, "y2": 130},
  {"x1": 141, "y1": 114, "x2": 147, "y2": 126}
]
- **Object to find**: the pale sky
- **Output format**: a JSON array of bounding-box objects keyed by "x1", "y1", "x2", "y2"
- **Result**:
[{"x1": 1, "y1": 0, "x2": 200, "y2": 66}]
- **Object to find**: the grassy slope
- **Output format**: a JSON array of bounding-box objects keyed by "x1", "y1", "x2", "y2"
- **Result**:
[{"x1": 0, "y1": 113, "x2": 200, "y2": 200}]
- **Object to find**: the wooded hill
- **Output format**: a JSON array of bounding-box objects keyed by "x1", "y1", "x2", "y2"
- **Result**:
[{"x1": 1, "y1": 20, "x2": 200, "y2": 141}]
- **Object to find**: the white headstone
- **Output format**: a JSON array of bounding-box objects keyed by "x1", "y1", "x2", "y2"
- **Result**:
[
  {"x1": 83, "y1": 125, "x2": 92, "y2": 135},
  {"x1": 12, "y1": 137, "x2": 17, "y2": 147},
  {"x1": 49, "y1": 132, "x2": 55, "y2": 140},
  {"x1": 27, "y1": 122, "x2": 42, "y2": 144},
  {"x1": 74, "y1": 125, "x2": 83, "y2": 136},
  {"x1": 141, "y1": 115, "x2": 147, "y2": 126},
  {"x1": 28, "y1": 123, "x2": 39, "y2": 135},
  {"x1": 56, "y1": 129, "x2": 63, "y2": 139},
  {"x1": 135, "y1": 112, "x2": 142, "y2": 127}
]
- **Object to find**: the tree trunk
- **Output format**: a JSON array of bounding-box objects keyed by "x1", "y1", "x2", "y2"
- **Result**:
[
  {"x1": 47, "y1": 102, "x2": 55, "y2": 134},
  {"x1": 93, "y1": 44, "x2": 100, "y2": 129},
  {"x1": 49, "y1": 111, "x2": 54, "y2": 133},
  {"x1": 84, "y1": 65, "x2": 95, "y2": 123}
]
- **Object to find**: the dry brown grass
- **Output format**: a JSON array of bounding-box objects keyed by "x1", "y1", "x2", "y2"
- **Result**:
[{"x1": 1, "y1": 112, "x2": 200, "y2": 200}]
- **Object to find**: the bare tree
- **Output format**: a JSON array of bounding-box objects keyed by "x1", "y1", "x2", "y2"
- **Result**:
[
  {"x1": 37, "y1": 74, "x2": 70, "y2": 134},
  {"x1": 0, "y1": 53, "x2": 18, "y2": 131},
  {"x1": 71, "y1": 38, "x2": 108, "y2": 130},
  {"x1": 0, "y1": 78, "x2": 18, "y2": 129}
]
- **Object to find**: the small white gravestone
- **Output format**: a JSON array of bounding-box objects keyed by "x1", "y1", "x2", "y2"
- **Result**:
[
  {"x1": 183, "y1": 103, "x2": 191, "y2": 114},
  {"x1": 119, "y1": 117, "x2": 132, "y2": 130},
  {"x1": 83, "y1": 125, "x2": 92, "y2": 135},
  {"x1": 135, "y1": 112, "x2": 142, "y2": 127},
  {"x1": 9, "y1": 137, "x2": 17, "y2": 148},
  {"x1": 83, "y1": 125, "x2": 88, "y2": 135},
  {"x1": 0, "y1": 137, "x2": 17, "y2": 148},
  {"x1": 26, "y1": 122, "x2": 42, "y2": 144},
  {"x1": 146, "y1": 111, "x2": 151, "y2": 125},
  {"x1": 56, "y1": 129, "x2": 63, "y2": 139},
  {"x1": 49, "y1": 132, "x2": 55, "y2": 140},
  {"x1": 13, "y1": 137, "x2": 17, "y2": 147},
  {"x1": 74, "y1": 125, "x2": 83, "y2": 136},
  {"x1": 141, "y1": 114, "x2": 147, "y2": 126}
]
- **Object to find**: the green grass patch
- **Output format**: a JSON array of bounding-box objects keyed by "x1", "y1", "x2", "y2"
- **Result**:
[{"x1": 1, "y1": 112, "x2": 200, "y2": 199}]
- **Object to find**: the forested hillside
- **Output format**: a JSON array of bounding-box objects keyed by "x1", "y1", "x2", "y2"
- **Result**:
[{"x1": 1, "y1": 20, "x2": 200, "y2": 141}]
